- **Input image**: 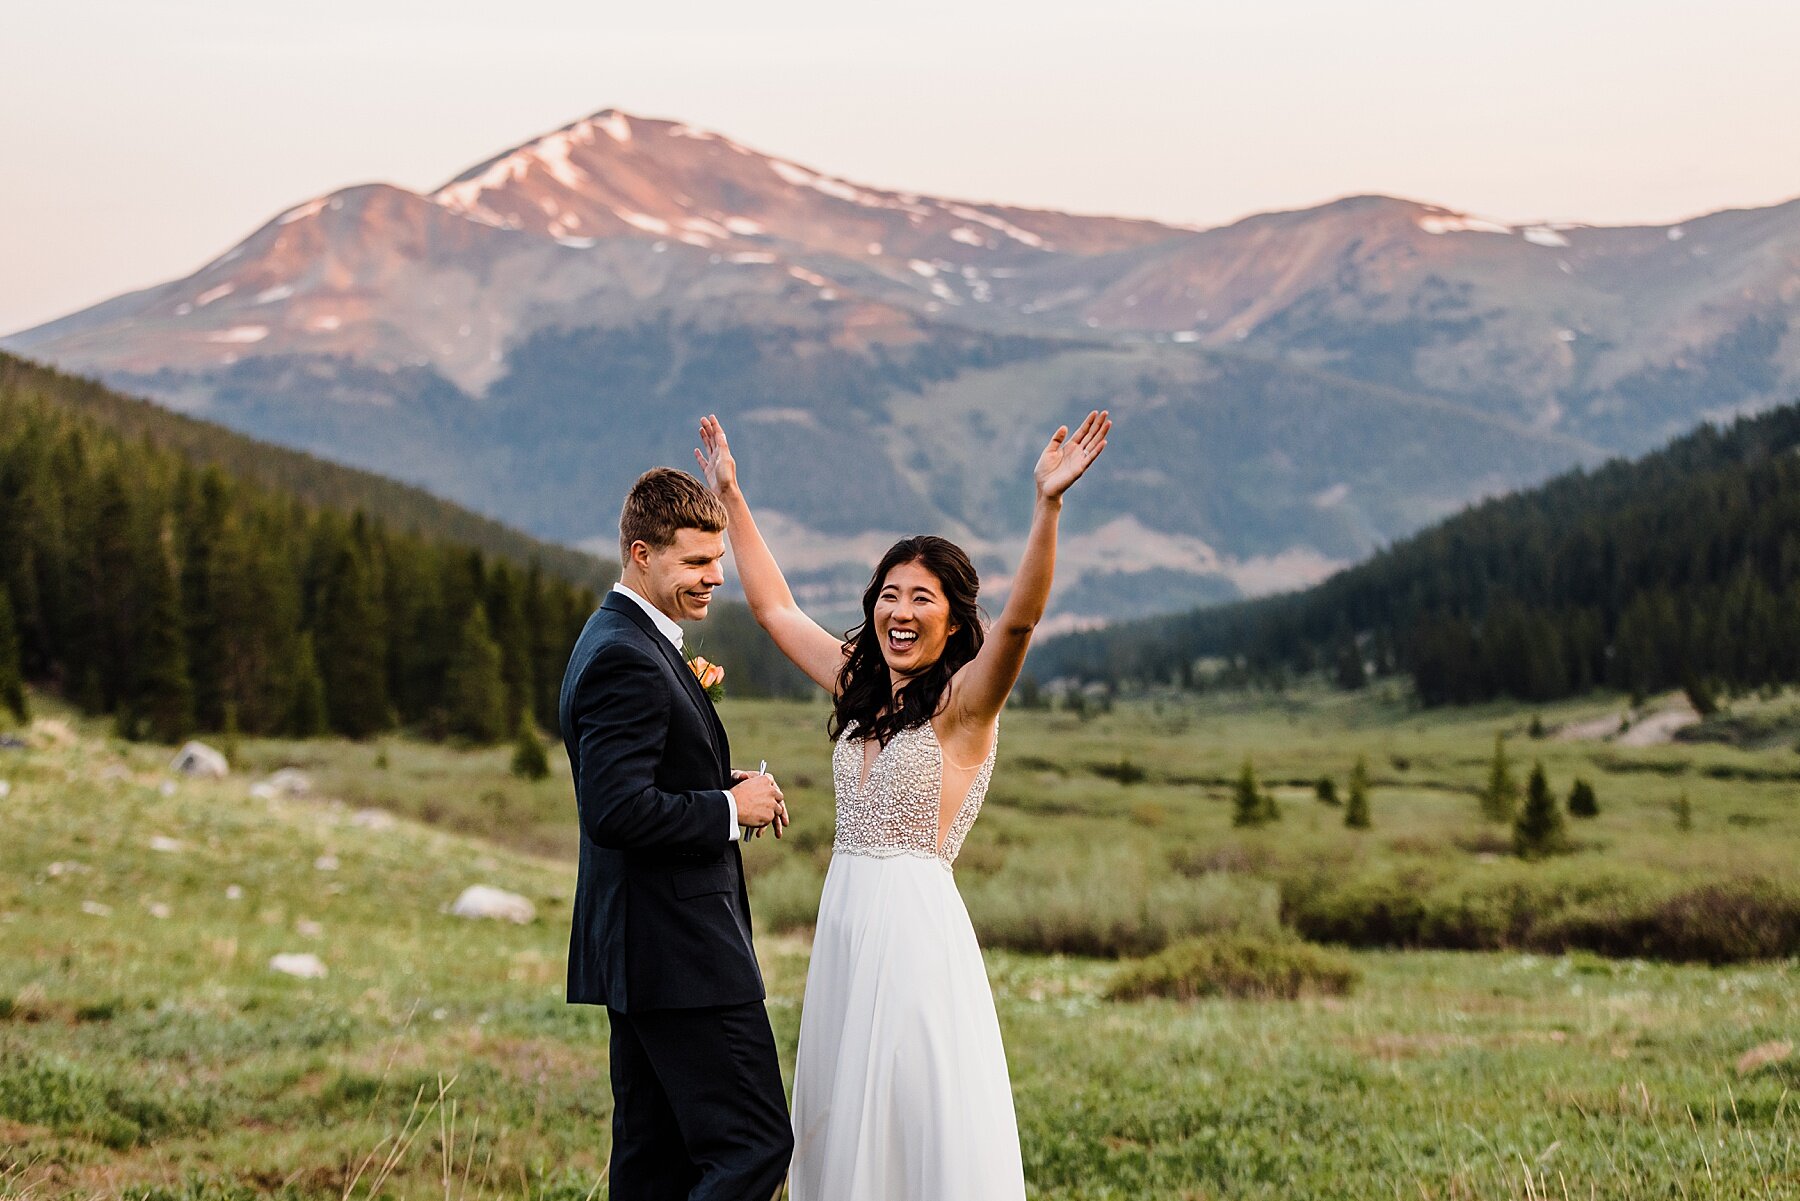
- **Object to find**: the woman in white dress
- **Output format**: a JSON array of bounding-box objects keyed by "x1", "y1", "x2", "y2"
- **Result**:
[{"x1": 695, "y1": 409, "x2": 1111, "y2": 1200}]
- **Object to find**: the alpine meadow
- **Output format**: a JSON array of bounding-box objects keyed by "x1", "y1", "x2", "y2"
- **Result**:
[{"x1": 5, "y1": 69, "x2": 1800, "y2": 1201}]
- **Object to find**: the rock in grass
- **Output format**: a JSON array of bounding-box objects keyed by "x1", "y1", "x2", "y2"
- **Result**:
[
  {"x1": 1105, "y1": 933, "x2": 1359, "y2": 1002},
  {"x1": 269, "y1": 952, "x2": 328, "y2": 979},
  {"x1": 170, "y1": 741, "x2": 229, "y2": 779},
  {"x1": 261, "y1": 768, "x2": 313, "y2": 797},
  {"x1": 450, "y1": 884, "x2": 536, "y2": 924}
]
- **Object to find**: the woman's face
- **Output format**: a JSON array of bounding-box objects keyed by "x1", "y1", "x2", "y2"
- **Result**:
[{"x1": 873, "y1": 559, "x2": 958, "y2": 681}]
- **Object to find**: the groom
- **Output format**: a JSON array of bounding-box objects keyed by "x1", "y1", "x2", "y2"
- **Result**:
[{"x1": 560, "y1": 467, "x2": 794, "y2": 1200}]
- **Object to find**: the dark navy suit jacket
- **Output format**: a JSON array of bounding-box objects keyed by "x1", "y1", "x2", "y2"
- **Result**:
[{"x1": 559, "y1": 591, "x2": 763, "y2": 1012}]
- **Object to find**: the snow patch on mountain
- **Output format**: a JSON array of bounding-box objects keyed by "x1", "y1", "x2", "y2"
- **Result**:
[
  {"x1": 278, "y1": 198, "x2": 329, "y2": 226},
  {"x1": 1417, "y1": 212, "x2": 1511, "y2": 235},
  {"x1": 207, "y1": 326, "x2": 269, "y2": 344},
  {"x1": 596, "y1": 111, "x2": 633, "y2": 143},
  {"x1": 616, "y1": 210, "x2": 672, "y2": 235}
]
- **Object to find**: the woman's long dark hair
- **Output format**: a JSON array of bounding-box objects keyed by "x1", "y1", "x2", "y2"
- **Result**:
[{"x1": 830, "y1": 536, "x2": 985, "y2": 746}]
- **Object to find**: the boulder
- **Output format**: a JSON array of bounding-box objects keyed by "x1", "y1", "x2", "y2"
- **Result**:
[
  {"x1": 170, "y1": 741, "x2": 229, "y2": 779},
  {"x1": 450, "y1": 884, "x2": 536, "y2": 924},
  {"x1": 262, "y1": 768, "x2": 313, "y2": 797},
  {"x1": 269, "y1": 952, "x2": 328, "y2": 980}
]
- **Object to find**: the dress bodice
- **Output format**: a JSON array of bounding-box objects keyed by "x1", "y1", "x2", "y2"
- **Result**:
[{"x1": 831, "y1": 720, "x2": 997, "y2": 869}]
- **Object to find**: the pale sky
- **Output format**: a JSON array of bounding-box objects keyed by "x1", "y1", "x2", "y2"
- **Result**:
[{"x1": 4, "y1": 0, "x2": 1797, "y2": 336}]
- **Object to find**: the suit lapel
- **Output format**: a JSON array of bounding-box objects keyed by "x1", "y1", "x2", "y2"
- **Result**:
[{"x1": 602, "y1": 593, "x2": 725, "y2": 772}]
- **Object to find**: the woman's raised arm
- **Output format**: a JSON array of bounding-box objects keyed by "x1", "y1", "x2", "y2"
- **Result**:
[
  {"x1": 949, "y1": 410, "x2": 1111, "y2": 728},
  {"x1": 695, "y1": 415, "x2": 847, "y2": 693}
]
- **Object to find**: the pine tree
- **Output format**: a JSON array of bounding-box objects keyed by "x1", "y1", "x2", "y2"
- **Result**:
[
  {"x1": 1232, "y1": 758, "x2": 1267, "y2": 828},
  {"x1": 314, "y1": 540, "x2": 391, "y2": 738},
  {"x1": 1567, "y1": 778, "x2": 1599, "y2": 819},
  {"x1": 1674, "y1": 791, "x2": 1693, "y2": 832},
  {"x1": 510, "y1": 708, "x2": 550, "y2": 780},
  {"x1": 127, "y1": 515, "x2": 195, "y2": 743},
  {"x1": 1479, "y1": 732, "x2": 1519, "y2": 823},
  {"x1": 1314, "y1": 775, "x2": 1339, "y2": 805},
  {"x1": 1513, "y1": 761, "x2": 1567, "y2": 858},
  {"x1": 1344, "y1": 756, "x2": 1372, "y2": 829},
  {"x1": 445, "y1": 603, "x2": 507, "y2": 743},
  {"x1": 0, "y1": 589, "x2": 27, "y2": 723},
  {"x1": 287, "y1": 632, "x2": 329, "y2": 738}
]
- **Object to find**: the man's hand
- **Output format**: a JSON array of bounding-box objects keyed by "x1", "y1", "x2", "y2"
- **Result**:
[
  {"x1": 695, "y1": 414, "x2": 739, "y2": 496},
  {"x1": 730, "y1": 769, "x2": 788, "y2": 838}
]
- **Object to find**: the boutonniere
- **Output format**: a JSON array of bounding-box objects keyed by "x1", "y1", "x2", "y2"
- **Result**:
[{"x1": 687, "y1": 652, "x2": 726, "y2": 702}]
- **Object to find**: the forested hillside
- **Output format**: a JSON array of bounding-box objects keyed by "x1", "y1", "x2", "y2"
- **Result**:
[
  {"x1": 0, "y1": 353, "x2": 616, "y2": 589},
  {"x1": 0, "y1": 354, "x2": 806, "y2": 743},
  {"x1": 1035, "y1": 400, "x2": 1800, "y2": 706}
]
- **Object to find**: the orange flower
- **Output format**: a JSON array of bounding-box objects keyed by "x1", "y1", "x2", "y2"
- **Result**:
[{"x1": 689, "y1": 655, "x2": 725, "y2": 691}]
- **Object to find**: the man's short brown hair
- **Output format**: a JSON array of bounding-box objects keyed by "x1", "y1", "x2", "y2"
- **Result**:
[{"x1": 619, "y1": 468, "x2": 727, "y2": 559}]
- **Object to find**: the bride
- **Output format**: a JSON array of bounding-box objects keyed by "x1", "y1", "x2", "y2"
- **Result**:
[{"x1": 695, "y1": 409, "x2": 1110, "y2": 1199}]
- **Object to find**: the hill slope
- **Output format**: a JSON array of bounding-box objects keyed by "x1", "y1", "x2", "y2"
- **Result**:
[{"x1": 1034, "y1": 400, "x2": 1800, "y2": 705}]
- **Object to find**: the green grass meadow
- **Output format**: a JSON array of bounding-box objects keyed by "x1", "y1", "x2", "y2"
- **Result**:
[{"x1": 2, "y1": 688, "x2": 1797, "y2": 1198}]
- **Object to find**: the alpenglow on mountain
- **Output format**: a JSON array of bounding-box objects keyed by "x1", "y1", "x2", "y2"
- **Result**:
[{"x1": 9, "y1": 108, "x2": 1798, "y2": 626}]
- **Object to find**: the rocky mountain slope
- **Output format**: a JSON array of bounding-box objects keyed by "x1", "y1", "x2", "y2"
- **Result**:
[{"x1": 9, "y1": 109, "x2": 1794, "y2": 625}]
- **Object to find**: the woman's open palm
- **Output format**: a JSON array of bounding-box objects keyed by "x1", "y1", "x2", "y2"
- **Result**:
[{"x1": 1034, "y1": 409, "x2": 1111, "y2": 500}]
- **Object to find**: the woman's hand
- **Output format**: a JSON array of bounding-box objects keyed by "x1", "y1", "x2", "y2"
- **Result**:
[
  {"x1": 1034, "y1": 409, "x2": 1111, "y2": 501},
  {"x1": 695, "y1": 414, "x2": 738, "y2": 495}
]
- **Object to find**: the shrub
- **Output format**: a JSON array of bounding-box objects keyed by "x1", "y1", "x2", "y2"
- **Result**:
[
  {"x1": 1531, "y1": 879, "x2": 1800, "y2": 964},
  {"x1": 1283, "y1": 866, "x2": 1441, "y2": 947},
  {"x1": 1314, "y1": 776, "x2": 1339, "y2": 804},
  {"x1": 510, "y1": 710, "x2": 550, "y2": 780},
  {"x1": 964, "y1": 850, "x2": 1282, "y2": 957},
  {"x1": 1567, "y1": 778, "x2": 1599, "y2": 818},
  {"x1": 1105, "y1": 933, "x2": 1359, "y2": 1002},
  {"x1": 1091, "y1": 756, "x2": 1148, "y2": 785},
  {"x1": 1674, "y1": 791, "x2": 1693, "y2": 831},
  {"x1": 1344, "y1": 756, "x2": 1372, "y2": 829},
  {"x1": 1231, "y1": 758, "x2": 1273, "y2": 827}
]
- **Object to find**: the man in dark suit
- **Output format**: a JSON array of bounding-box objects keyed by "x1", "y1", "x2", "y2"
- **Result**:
[{"x1": 560, "y1": 468, "x2": 793, "y2": 1200}]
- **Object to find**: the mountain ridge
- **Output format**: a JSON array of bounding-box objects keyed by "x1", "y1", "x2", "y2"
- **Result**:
[{"x1": 8, "y1": 108, "x2": 1796, "y2": 625}]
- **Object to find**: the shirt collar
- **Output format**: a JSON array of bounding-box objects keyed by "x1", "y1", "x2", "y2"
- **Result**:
[{"x1": 611, "y1": 581, "x2": 684, "y2": 651}]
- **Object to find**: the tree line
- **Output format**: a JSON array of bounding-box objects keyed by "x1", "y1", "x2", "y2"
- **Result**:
[
  {"x1": 0, "y1": 363, "x2": 601, "y2": 742},
  {"x1": 1034, "y1": 399, "x2": 1800, "y2": 706}
]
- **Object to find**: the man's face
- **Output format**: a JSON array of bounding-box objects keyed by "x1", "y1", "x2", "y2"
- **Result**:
[{"x1": 632, "y1": 527, "x2": 726, "y2": 623}]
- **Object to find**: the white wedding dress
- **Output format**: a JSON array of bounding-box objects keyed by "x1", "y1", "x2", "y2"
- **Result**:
[{"x1": 789, "y1": 719, "x2": 1026, "y2": 1200}]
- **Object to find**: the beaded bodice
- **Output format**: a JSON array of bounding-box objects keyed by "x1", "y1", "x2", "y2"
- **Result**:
[{"x1": 830, "y1": 720, "x2": 997, "y2": 869}]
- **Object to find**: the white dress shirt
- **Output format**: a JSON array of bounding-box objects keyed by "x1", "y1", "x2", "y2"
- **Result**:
[{"x1": 610, "y1": 582, "x2": 741, "y2": 841}]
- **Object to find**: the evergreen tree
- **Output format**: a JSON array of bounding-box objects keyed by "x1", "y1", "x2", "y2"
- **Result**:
[
  {"x1": 510, "y1": 708, "x2": 550, "y2": 780},
  {"x1": 314, "y1": 540, "x2": 391, "y2": 737},
  {"x1": 0, "y1": 589, "x2": 26, "y2": 723},
  {"x1": 287, "y1": 632, "x2": 329, "y2": 738},
  {"x1": 1567, "y1": 778, "x2": 1599, "y2": 818},
  {"x1": 125, "y1": 514, "x2": 195, "y2": 743},
  {"x1": 445, "y1": 603, "x2": 507, "y2": 743},
  {"x1": 1479, "y1": 732, "x2": 1519, "y2": 823},
  {"x1": 1344, "y1": 756, "x2": 1372, "y2": 829},
  {"x1": 1314, "y1": 775, "x2": 1339, "y2": 805},
  {"x1": 1674, "y1": 790, "x2": 1693, "y2": 832},
  {"x1": 1232, "y1": 758, "x2": 1268, "y2": 828},
  {"x1": 1513, "y1": 761, "x2": 1567, "y2": 858}
]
